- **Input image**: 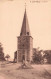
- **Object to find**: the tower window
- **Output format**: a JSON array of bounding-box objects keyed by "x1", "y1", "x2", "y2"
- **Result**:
[
  {"x1": 22, "y1": 44, "x2": 24, "y2": 47},
  {"x1": 20, "y1": 33, "x2": 22, "y2": 36},
  {"x1": 27, "y1": 32, "x2": 29, "y2": 35}
]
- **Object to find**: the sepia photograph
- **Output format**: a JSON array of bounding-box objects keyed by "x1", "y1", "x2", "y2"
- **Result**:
[{"x1": 0, "y1": 0, "x2": 51, "y2": 79}]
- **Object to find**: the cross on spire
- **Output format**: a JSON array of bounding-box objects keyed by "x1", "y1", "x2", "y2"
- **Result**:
[{"x1": 25, "y1": 2, "x2": 27, "y2": 9}]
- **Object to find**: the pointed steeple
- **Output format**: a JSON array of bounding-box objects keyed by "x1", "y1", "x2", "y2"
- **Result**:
[{"x1": 20, "y1": 8, "x2": 31, "y2": 36}]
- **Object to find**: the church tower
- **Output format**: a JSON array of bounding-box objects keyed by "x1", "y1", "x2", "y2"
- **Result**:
[{"x1": 17, "y1": 8, "x2": 33, "y2": 62}]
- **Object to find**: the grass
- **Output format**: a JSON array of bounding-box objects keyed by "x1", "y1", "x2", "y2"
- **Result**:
[{"x1": 0, "y1": 62, "x2": 51, "y2": 79}]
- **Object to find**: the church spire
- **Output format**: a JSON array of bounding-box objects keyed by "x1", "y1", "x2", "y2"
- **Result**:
[{"x1": 20, "y1": 7, "x2": 31, "y2": 36}]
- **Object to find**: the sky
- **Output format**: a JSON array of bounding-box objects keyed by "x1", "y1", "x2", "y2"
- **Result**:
[{"x1": 0, "y1": 0, "x2": 51, "y2": 59}]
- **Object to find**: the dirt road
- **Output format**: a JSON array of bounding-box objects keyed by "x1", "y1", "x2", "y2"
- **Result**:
[{"x1": 0, "y1": 64, "x2": 51, "y2": 79}]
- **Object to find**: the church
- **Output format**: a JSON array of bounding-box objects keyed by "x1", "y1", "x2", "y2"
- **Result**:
[{"x1": 14, "y1": 8, "x2": 33, "y2": 63}]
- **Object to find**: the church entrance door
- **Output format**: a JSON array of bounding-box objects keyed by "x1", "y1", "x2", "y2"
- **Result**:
[{"x1": 22, "y1": 55, "x2": 25, "y2": 62}]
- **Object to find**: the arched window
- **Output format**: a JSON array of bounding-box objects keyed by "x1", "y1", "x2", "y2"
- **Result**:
[{"x1": 27, "y1": 32, "x2": 29, "y2": 35}]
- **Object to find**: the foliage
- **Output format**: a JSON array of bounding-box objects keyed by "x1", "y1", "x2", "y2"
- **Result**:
[
  {"x1": 32, "y1": 48, "x2": 51, "y2": 64},
  {"x1": 5, "y1": 54, "x2": 10, "y2": 61},
  {"x1": 0, "y1": 43, "x2": 5, "y2": 61},
  {"x1": 43, "y1": 50, "x2": 51, "y2": 64},
  {"x1": 32, "y1": 48, "x2": 43, "y2": 64}
]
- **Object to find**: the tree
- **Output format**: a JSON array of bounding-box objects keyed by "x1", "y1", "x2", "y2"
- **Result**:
[
  {"x1": 43, "y1": 50, "x2": 51, "y2": 64},
  {"x1": 5, "y1": 54, "x2": 10, "y2": 61},
  {"x1": 0, "y1": 43, "x2": 5, "y2": 61},
  {"x1": 32, "y1": 48, "x2": 43, "y2": 64}
]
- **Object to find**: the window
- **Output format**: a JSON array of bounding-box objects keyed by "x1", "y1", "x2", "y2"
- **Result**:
[
  {"x1": 20, "y1": 33, "x2": 22, "y2": 36},
  {"x1": 27, "y1": 32, "x2": 29, "y2": 35}
]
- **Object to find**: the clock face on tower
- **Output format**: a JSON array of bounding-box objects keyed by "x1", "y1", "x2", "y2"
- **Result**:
[{"x1": 18, "y1": 36, "x2": 29, "y2": 49}]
